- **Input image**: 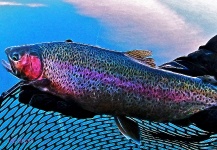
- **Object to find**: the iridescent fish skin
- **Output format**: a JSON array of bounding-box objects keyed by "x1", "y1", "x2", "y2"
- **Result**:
[{"x1": 3, "y1": 41, "x2": 217, "y2": 122}]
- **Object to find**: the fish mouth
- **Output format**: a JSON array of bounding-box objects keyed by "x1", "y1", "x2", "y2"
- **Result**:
[{"x1": 1, "y1": 59, "x2": 16, "y2": 75}]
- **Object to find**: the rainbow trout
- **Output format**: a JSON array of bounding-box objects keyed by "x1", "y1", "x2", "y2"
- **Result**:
[{"x1": 2, "y1": 40, "x2": 217, "y2": 143}]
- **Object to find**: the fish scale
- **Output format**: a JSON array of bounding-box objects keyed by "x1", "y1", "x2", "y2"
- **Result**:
[{"x1": 25, "y1": 41, "x2": 217, "y2": 122}]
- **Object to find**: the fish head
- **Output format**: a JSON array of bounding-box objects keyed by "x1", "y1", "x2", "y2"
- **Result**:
[{"x1": 2, "y1": 45, "x2": 43, "y2": 81}]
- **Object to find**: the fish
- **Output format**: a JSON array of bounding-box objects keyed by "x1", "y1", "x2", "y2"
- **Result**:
[{"x1": 2, "y1": 40, "x2": 217, "y2": 144}]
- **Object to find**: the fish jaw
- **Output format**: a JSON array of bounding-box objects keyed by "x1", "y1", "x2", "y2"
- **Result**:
[{"x1": 2, "y1": 59, "x2": 13, "y2": 74}]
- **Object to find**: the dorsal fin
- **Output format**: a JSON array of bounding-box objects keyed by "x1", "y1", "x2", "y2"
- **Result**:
[
  {"x1": 65, "y1": 39, "x2": 73, "y2": 43},
  {"x1": 125, "y1": 50, "x2": 156, "y2": 68}
]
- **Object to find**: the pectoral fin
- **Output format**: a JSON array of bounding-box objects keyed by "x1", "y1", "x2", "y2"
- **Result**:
[
  {"x1": 125, "y1": 50, "x2": 156, "y2": 68},
  {"x1": 29, "y1": 78, "x2": 51, "y2": 87},
  {"x1": 114, "y1": 116, "x2": 140, "y2": 144}
]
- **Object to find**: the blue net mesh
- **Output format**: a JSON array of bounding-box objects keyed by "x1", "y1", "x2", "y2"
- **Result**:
[{"x1": 0, "y1": 89, "x2": 217, "y2": 149}]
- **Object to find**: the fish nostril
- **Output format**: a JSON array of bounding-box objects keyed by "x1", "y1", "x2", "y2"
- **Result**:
[{"x1": 5, "y1": 48, "x2": 12, "y2": 54}]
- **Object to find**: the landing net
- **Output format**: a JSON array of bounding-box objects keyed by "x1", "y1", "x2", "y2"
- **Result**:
[{"x1": 0, "y1": 89, "x2": 217, "y2": 149}]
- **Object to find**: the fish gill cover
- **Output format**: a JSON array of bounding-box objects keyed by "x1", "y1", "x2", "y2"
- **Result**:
[{"x1": 0, "y1": 87, "x2": 217, "y2": 149}]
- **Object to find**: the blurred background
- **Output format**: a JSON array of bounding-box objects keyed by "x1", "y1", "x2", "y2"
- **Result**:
[{"x1": 1, "y1": 0, "x2": 217, "y2": 93}]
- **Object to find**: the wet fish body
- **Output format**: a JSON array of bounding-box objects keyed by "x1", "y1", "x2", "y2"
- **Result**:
[{"x1": 3, "y1": 41, "x2": 217, "y2": 122}]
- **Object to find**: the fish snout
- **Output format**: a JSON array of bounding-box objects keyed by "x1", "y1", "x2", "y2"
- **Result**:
[{"x1": 5, "y1": 47, "x2": 12, "y2": 55}]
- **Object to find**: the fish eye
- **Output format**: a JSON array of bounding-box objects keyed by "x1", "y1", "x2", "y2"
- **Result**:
[{"x1": 11, "y1": 53, "x2": 20, "y2": 61}]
